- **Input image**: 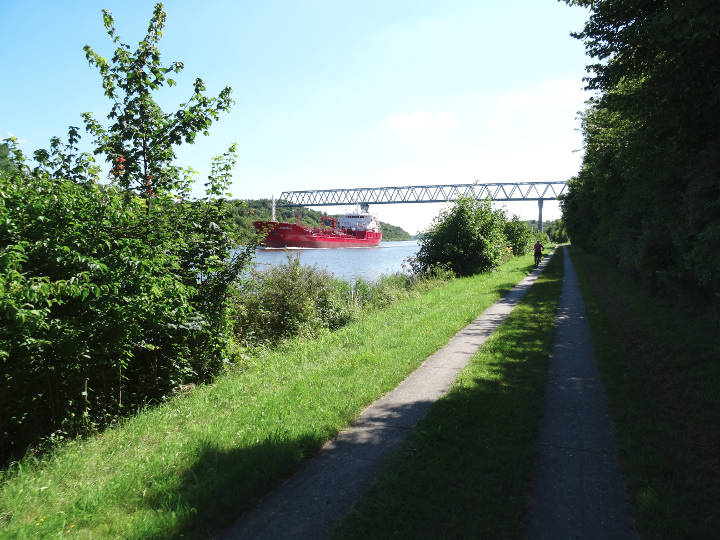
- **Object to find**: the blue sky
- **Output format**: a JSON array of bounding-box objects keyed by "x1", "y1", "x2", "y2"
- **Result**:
[{"x1": 1, "y1": 1, "x2": 590, "y2": 234}]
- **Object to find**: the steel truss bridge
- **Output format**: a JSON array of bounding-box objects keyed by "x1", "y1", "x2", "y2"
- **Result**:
[{"x1": 279, "y1": 182, "x2": 568, "y2": 231}]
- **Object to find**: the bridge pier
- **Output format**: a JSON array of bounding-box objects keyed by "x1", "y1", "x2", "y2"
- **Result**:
[
  {"x1": 360, "y1": 203, "x2": 369, "y2": 213},
  {"x1": 538, "y1": 199, "x2": 544, "y2": 232}
]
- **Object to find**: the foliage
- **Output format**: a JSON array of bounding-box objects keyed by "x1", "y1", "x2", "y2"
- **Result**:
[
  {"x1": 78, "y1": 3, "x2": 233, "y2": 197},
  {"x1": 231, "y1": 256, "x2": 451, "y2": 349},
  {"x1": 0, "y1": 3, "x2": 253, "y2": 464},
  {"x1": 504, "y1": 215, "x2": 534, "y2": 255},
  {"x1": 0, "y1": 255, "x2": 535, "y2": 538},
  {"x1": 0, "y1": 142, "x2": 17, "y2": 174},
  {"x1": 561, "y1": 0, "x2": 720, "y2": 309},
  {"x1": 533, "y1": 230, "x2": 550, "y2": 246},
  {"x1": 232, "y1": 257, "x2": 354, "y2": 345},
  {"x1": 376, "y1": 221, "x2": 412, "y2": 241},
  {"x1": 545, "y1": 219, "x2": 568, "y2": 243},
  {"x1": 415, "y1": 196, "x2": 510, "y2": 276}
]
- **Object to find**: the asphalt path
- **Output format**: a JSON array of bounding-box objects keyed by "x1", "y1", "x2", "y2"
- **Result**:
[
  {"x1": 221, "y1": 251, "x2": 557, "y2": 539},
  {"x1": 526, "y1": 247, "x2": 637, "y2": 539}
]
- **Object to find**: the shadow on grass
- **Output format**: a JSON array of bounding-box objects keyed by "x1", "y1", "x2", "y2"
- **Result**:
[
  {"x1": 138, "y1": 400, "x2": 447, "y2": 539},
  {"x1": 571, "y1": 247, "x2": 720, "y2": 539},
  {"x1": 331, "y1": 251, "x2": 564, "y2": 539},
  {"x1": 136, "y1": 432, "x2": 327, "y2": 538},
  {"x1": 131, "y1": 254, "x2": 560, "y2": 539}
]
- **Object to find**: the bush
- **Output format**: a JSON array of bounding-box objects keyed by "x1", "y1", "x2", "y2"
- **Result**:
[
  {"x1": 231, "y1": 259, "x2": 455, "y2": 349},
  {"x1": 415, "y1": 196, "x2": 507, "y2": 276},
  {"x1": 0, "y1": 152, "x2": 252, "y2": 463},
  {"x1": 232, "y1": 257, "x2": 354, "y2": 346},
  {"x1": 504, "y1": 215, "x2": 534, "y2": 255},
  {"x1": 0, "y1": 4, "x2": 251, "y2": 464},
  {"x1": 545, "y1": 219, "x2": 568, "y2": 243}
]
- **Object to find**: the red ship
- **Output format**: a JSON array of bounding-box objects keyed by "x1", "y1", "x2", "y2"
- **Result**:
[{"x1": 253, "y1": 213, "x2": 382, "y2": 248}]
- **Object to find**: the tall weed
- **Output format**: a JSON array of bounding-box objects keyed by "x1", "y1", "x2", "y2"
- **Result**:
[{"x1": 231, "y1": 256, "x2": 452, "y2": 349}]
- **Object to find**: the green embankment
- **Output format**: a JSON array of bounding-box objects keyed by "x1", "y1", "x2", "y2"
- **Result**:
[
  {"x1": 570, "y1": 248, "x2": 720, "y2": 539},
  {"x1": 333, "y1": 247, "x2": 564, "y2": 539},
  {"x1": 0, "y1": 255, "x2": 537, "y2": 538}
]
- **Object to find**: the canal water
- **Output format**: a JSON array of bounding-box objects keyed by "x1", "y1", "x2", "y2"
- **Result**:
[{"x1": 250, "y1": 240, "x2": 420, "y2": 283}]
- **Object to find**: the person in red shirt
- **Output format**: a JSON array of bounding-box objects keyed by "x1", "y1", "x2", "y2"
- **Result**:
[{"x1": 534, "y1": 240, "x2": 544, "y2": 267}]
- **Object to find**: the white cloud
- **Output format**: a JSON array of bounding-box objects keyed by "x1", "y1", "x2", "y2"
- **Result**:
[{"x1": 385, "y1": 111, "x2": 458, "y2": 134}]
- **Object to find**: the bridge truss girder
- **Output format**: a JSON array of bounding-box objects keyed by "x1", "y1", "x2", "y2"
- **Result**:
[
  {"x1": 279, "y1": 182, "x2": 567, "y2": 207},
  {"x1": 278, "y1": 182, "x2": 567, "y2": 231}
]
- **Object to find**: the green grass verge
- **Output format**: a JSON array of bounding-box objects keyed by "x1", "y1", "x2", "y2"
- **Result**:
[
  {"x1": 570, "y1": 247, "x2": 720, "y2": 539},
  {"x1": 332, "y1": 247, "x2": 564, "y2": 539},
  {"x1": 0, "y1": 254, "x2": 539, "y2": 539},
  {"x1": 571, "y1": 248, "x2": 720, "y2": 539}
]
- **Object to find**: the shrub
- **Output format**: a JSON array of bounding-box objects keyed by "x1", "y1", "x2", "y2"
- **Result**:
[
  {"x1": 504, "y1": 215, "x2": 534, "y2": 255},
  {"x1": 416, "y1": 196, "x2": 507, "y2": 276},
  {"x1": 0, "y1": 149, "x2": 252, "y2": 463},
  {"x1": 231, "y1": 260, "x2": 455, "y2": 349},
  {"x1": 0, "y1": 4, "x2": 253, "y2": 464},
  {"x1": 232, "y1": 257, "x2": 355, "y2": 346}
]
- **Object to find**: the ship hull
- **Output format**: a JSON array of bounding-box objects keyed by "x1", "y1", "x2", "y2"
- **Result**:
[{"x1": 254, "y1": 221, "x2": 382, "y2": 248}]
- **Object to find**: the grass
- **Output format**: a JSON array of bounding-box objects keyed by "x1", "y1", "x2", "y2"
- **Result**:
[
  {"x1": 332, "y1": 247, "x2": 564, "y2": 539},
  {"x1": 0, "y1": 254, "x2": 539, "y2": 539},
  {"x1": 569, "y1": 247, "x2": 720, "y2": 539}
]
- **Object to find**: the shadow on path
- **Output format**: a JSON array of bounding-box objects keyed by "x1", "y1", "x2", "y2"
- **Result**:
[{"x1": 526, "y1": 247, "x2": 638, "y2": 539}]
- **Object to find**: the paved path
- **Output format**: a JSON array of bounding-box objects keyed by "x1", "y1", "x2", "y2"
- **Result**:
[
  {"x1": 526, "y1": 247, "x2": 637, "y2": 539},
  {"x1": 221, "y1": 251, "x2": 556, "y2": 539}
]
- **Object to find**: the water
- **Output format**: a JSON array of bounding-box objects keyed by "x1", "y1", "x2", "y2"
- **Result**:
[{"x1": 249, "y1": 240, "x2": 420, "y2": 282}]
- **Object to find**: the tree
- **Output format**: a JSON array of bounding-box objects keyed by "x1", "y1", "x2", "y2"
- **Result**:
[
  {"x1": 545, "y1": 219, "x2": 568, "y2": 244},
  {"x1": 561, "y1": 0, "x2": 720, "y2": 305},
  {"x1": 0, "y1": 3, "x2": 255, "y2": 464},
  {"x1": 504, "y1": 215, "x2": 534, "y2": 255},
  {"x1": 82, "y1": 4, "x2": 232, "y2": 198},
  {"x1": 416, "y1": 196, "x2": 507, "y2": 276}
]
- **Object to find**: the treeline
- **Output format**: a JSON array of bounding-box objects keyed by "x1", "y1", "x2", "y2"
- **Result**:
[
  {"x1": 560, "y1": 1, "x2": 720, "y2": 311},
  {"x1": 230, "y1": 199, "x2": 413, "y2": 241},
  {"x1": 525, "y1": 219, "x2": 568, "y2": 244}
]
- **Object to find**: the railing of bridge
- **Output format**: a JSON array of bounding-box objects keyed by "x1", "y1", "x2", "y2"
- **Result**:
[{"x1": 278, "y1": 182, "x2": 567, "y2": 206}]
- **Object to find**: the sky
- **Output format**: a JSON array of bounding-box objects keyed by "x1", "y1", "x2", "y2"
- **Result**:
[{"x1": 0, "y1": 0, "x2": 591, "y2": 234}]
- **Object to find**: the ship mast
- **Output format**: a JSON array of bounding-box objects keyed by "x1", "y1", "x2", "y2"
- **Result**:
[{"x1": 271, "y1": 195, "x2": 276, "y2": 222}]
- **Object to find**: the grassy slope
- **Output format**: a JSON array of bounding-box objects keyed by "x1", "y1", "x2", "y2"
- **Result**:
[
  {"x1": 0, "y1": 255, "x2": 538, "y2": 539},
  {"x1": 332, "y1": 247, "x2": 564, "y2": 539},
  {"x1": 570, "y1": 248, "x2": 720, "y2": 539}
]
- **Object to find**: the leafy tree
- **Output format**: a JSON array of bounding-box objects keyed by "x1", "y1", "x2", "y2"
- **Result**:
[
  {"x1": 0, "y1": 4, "x2": 254, "y2": 464},
  {"x1": 545, "y1": 219, "x2": 568, "y2": 243},
  {"x1": 0, "y1": 142, "x2": 17, "y2": 174},
  {"x1": 504, "y1": 215, "x2": 534, "y2": 255},
  {"x1": 416, "y1": 196, "x2": 507, "y2": 276},
  {"x1": 561, "y1": 0, "x2": 720, "y2": 306},
  {"x1": 82, "y1": 4, "x2": 232, "y2": 199}
]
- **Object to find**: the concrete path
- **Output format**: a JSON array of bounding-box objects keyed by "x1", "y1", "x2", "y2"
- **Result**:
[
  {"x1": 526, "y1": 248, "x2": 637, "y2": 539},
  {"x1": 221, "y1": 251, "x2": 556, "y2": 540}
]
